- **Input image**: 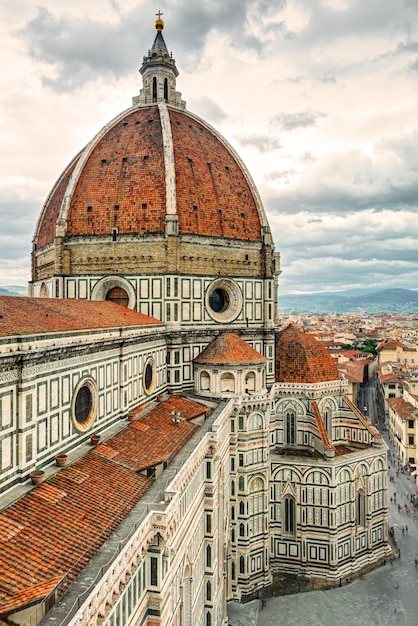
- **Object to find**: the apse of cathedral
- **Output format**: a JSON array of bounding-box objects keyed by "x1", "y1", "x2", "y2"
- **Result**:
[{"x1": 0, "y1": 15, "x2": 390, "y2": 626}]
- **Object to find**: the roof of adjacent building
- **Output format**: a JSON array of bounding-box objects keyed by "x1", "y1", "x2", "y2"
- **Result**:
[
  {"x1": 275, "y1": 324, "x2": 340, "y2": 383},
  {"x1": 386, "y1": 396, "x2": 417, "y2": 419},
  {"x1": 0, "y1": 396, "x2": 203, "y2": 614},
  {"x1": 0, "y1": 297, "x2": 161, "y2": 337},
  {"x1": 193, "y1": 332, "x2": 267, "y2": 365},
  {"x1": 34, "y1": 105, "x2": 264, "y2": 249}
]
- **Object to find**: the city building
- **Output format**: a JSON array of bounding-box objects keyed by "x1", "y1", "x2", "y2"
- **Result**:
[{"x1": 0, "y1": 17, "x2": 390, "y2": 626}]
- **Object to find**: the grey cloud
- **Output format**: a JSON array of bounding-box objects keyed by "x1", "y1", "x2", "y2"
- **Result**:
[
  {"x1": 297, "y1": 0, "x2": 412, "y2": 48},
  {"x1": 238, "y1": 134, "x2": 282, "y2": 152},
  {"x1": 263, "y1": 130, "x2": 418, "y2": 218},
  {"x1": 189, "y1": 97, "x2": 227, "y2": 123},
  {"x1": 270, "y1": 110, "x2": 326, "y2": 132},
  {"x1": 21, "y1": 1, "x2": 289, "y2": 91},
  {"x1": 22, "y1": 7, "x2": 143, "y2": 91}
]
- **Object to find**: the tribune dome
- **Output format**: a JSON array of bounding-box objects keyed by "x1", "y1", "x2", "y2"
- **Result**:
[
  {"x1": 32, "y1": 18, "x2": 273, "y2": 295},
  {"x1": 275, "y1": 325, "x2": 340, "y2": 384}
]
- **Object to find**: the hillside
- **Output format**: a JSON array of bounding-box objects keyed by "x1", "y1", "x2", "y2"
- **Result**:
[
  {"x1": 0, "y1": 285, "x2": 27, "y2": 296},
  {"x1": 279, "y1": 288, "x2": 418, "y2": 314}
]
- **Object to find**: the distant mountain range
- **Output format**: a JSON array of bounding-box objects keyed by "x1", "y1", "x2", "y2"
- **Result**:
[
  {"x1": 1, "y1": 286, "x2": 418, "y2": 314},
  {"x1": 279, "y1": 288, "x2": 418, "y2": 314},
  {"x1": 0, "y1": 285, "x2": 27, "y2": 296}
]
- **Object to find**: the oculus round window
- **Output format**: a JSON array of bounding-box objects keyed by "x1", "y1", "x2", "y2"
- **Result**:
[
  {"x1": 106, "y1": 286, "x2": 129, "y2": 307},
  {"x1": 143, "y1": 359, "x2": 155, "y2": 394},
  {"x1": 209, "y1": 288, "x2": 230, "y2": 313},
  {"x1": 206, "y1": 279, "x2": 242, "y2": 323},
  {"x1": 72, "y1": 378, "x2": 98, "y2": 432}
]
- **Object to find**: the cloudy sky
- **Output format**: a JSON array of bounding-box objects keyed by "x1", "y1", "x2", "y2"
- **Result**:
[{"x1": 1, "y1": 0, "x2": 418, "y2": 294}]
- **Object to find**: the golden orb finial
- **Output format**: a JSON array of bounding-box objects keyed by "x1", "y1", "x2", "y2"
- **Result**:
[{"x1": 155, "y1": 10, "x2": 164, "y2": 32}]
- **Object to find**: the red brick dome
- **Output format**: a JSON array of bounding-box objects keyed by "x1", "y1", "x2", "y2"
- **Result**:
[
  {"x1": 34, "y1": 105, "x2": 265, "y2": 249},
  {"x1": 275, "y1": 325, "x2": 340, "y2": 384}
]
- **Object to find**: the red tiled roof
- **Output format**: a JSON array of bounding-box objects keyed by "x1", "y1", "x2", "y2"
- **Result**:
[
  {"x1": 194, "y1": 333, "x2": 267, "y2": 365},
  {"x1": 0, "y1": 297, "x2": 161, "y2": 337},
  {"x1": 98, "y1": 397, "x2": 202, "y2": 471},
  {"x1": 275, "y1": 325, "x2": 339, "y2": 383},
  {"x1": 386, "y1": 397, "x2": 416, "y2": 419},
  {"x1": 0, "y1": 396, "x2": 205, "y2": 614},
  {"x1": 378, "y1": 339, "x2": 408, "y2": 351},
  {"x1": 0, "y1": 454, "x2": 152, "y2": 614},
  {"x1": 34, "y1": 106, "x2": 262, "y2": 248}
]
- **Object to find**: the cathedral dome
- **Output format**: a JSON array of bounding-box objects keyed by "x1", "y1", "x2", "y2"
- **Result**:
[
  {"x1": 30, "y1": 20, "x2": 277, "y2": 328},
  {"x1": 34, "y1": 105, "x2": 267, "y2": 249},
  {"x1": 275, "y1": 324, "x2": 340, "y2": 384}
]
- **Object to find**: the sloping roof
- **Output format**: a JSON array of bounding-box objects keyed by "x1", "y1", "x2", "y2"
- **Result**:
[
  {"x1": 378, "y1": 339, "x2": 408, "y2": 351},
  {"x1": 0, "y1": 396, "x2": 204, "y2": 615},
  {"x1": 275, "y1": 324, "x2": 339, "y2": 384},
  {"x1": 193, "y1": 332, "x2": 267, "y2": 365},
  {"x1": 311, "y1": 401, "x2": 333, "y2": 450},
  {"x1": 0, "y1": 297, "x2": 161, "y2": 337},
  {"x1": 386, "y1": 397, "x2": 417, "y2": 419}
]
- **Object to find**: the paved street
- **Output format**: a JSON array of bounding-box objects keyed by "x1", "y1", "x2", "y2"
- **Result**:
[{"x1": 229, "y1": 433, "x2": 418, "y2": 626}]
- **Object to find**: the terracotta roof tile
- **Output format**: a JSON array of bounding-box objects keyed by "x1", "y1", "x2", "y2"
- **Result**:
[
  {"x1": 275, "y1": 325, "x2": 339, "y2": 383},
  {"x1": 194, "y1": 333, "x2": 267, "y2": 365},
  {"x1": 34, "y1": 106, "x2": 263, "y2": 248},
  {"x1": 387, "y1": 397, "x2": 417, "y2": 419},
  {"x1": 0, "y1": 297, "x2": 161, "y2": 337},
  {"x1": 0, "y1": 396, "x2": 205, "y2": 614}
]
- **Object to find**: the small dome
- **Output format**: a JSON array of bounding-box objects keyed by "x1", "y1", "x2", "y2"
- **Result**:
[
  {"x1": 275, "y1": 325, "x2": 339, "y2": 384},
  {"x1": 194, "y1": 333, "x2": 267, "y2": 366}
]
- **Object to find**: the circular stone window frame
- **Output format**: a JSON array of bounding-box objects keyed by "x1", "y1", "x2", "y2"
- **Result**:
[
  {"x1": 71, "y1": 377, "x2": 99, "y2": 433},
  {"x1": 205, "y1": 278, "x2": 243, "y2": 323},
  {"x1": 143, "y1": 357, "x2": 156, "y2": 395},
  {"x1": 91, "y1": 276, "x2": 136, "y2": 309}
]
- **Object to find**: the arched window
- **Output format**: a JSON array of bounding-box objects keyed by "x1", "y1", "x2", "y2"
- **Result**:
[
  {"x1": 164, "y1": 77, "x2": 168, "y2": 101},
  {"x1": 231, "y1": 528, "x2": 235, "y2": 542},
  {"x1": 106, "y1": 286, "x2": 129, "y2": 307},
  {"x1": 324, "y1": 410, "x2": 330, "y2": 434},
  {"x1": 245, "y1": 371, "x2": 256, "y2": 392},
  {"x1": 206, "y1": 545, "x2": 212, "y2": 568},
  {"x1": 231, "y1": 480, "x2": 235, "y2": 496},
  {"x1": 249, "y1": 413, "x2": 263, "y2": 430},
  {"x1": 285, "y1": 412, "x2": 296, "y2": 445},
  {"x1": 231, "y1": 561, "x2": 236, "y2": 580},
  {"x1": 206, "y1": 580, "x2": 212, "y2": 601},
  {"x1": 239, "y1": 476, "x2": 245, "y2": 491},
  {"x1": 239, "y1": 523, "x2": 245, "y2": 537},
  {"x1": 284, "y1": 495, "x2": 295, "y2": 534},
  {"x1": 239, "y1": 556, "x2": 245, "y2": 574},
  {"x1": 239, "y1": 501, "x2": 245, "y2": 515},
  {"x1": 221, "y1": 373, "x2": 235, "y2": 393},
  {"x1": 152, "y1": 76, "x2": 157, "y2": 102},
  {"x1": 357, "y1": 489, "x2": 366, "y2": 527},
  {"x1": 231, "y1": 506, "x2": 235, "y2": 520},
  {"x1": 200, "y1": 371, "x2": 210, "y2": 391}
]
